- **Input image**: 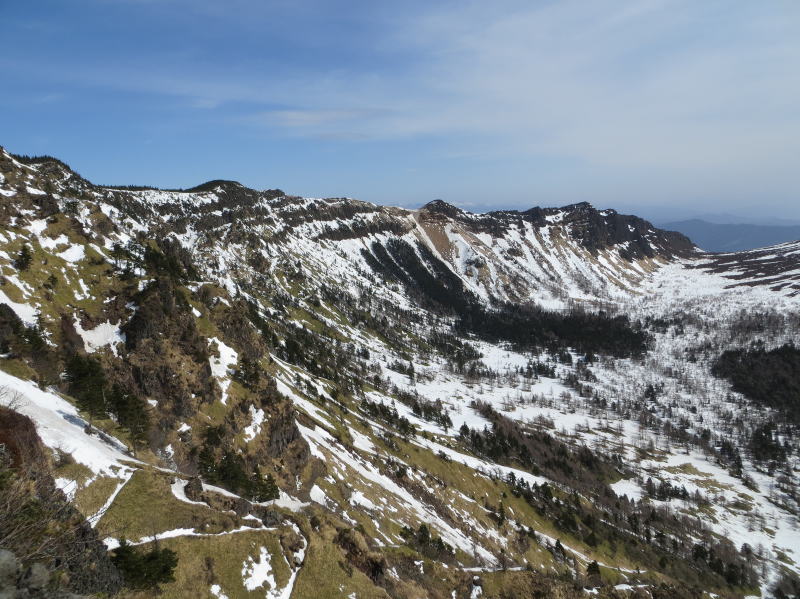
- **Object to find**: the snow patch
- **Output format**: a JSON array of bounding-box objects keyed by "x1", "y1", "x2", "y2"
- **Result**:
[
  {"x1": 610, "y1": 478, "x2": 644, "y2": 501},
  {"x1": 208, "y1": 337, "x2": 238, "y2": 404},
  {"x1": 0, "y1": 370, "x2": 131, "y2": 475},
  {"x1": 243, "y1": 405, "x2": 267, "y2": 442},
  {"x1": 0, "y1": 290, "x2": 38, "y2": 326},
  {"x1": 57, "y1": 244, "x2": 85, "y2": 263},
  {"x1": 73, "y1": 318, "x2": 125, "y2": 356},
  {"x1": 242, "y1": 546, "x2": 275, "y2": 592}
]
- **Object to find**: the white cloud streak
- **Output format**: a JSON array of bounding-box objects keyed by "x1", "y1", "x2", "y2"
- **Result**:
[
  {"x1": 278, "y1": 0, "x2": 800, "y2": 170},
  {"x1": 7, "y1": 0, "x2": 799, "y2": 211},
  {"x1": 31, "y1": 1, "x2": 800, "y2": 168}
]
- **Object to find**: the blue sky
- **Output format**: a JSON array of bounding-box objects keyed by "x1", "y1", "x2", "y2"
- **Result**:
[{"x1": 2, "y1": 0, "x2": 799, "y2": 221}]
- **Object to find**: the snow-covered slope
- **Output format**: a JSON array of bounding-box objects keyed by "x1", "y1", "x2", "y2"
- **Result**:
[{"x1": 1, "y1": 146, "x2": 798, "y2": 599}]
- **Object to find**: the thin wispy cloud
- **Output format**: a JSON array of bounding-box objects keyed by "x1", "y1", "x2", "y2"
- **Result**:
[
  {"x1": 253, "y1": 1, "x2": 800, "y2": 165},
  {"x1": 1, "y1": 0, "x2": 798, "y2": 217}
]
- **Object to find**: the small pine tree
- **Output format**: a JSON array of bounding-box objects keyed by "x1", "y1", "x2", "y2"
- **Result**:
[
  {"x1": 108, "y1": 384, "x2": 149, "y2": 453},
  {"x1": 198, "y1": 445, "x2": 217, "y2": 479},
  {"x1": 110, "y1": 242, "x2": 127, "y2": 269},
  {"x1": 587, "y1": 560, "x2": 601, "y2": 582},
  {"x1": 234, "y1": 357, "x2": 261, "y2": 389},
  {"x1": 249, "y1": 469, "x2": 279, "y2": 502},
  {"x1": 65, "y1": 354, "x2": 108, "y2": 421},
  {"x1": 13, "y1": 245, "x2": 32, "y2": 271},
  {"x1": 21, "y1": 323, "x2": 46, "y2": 352},
  {"x1": 416, "y1": 523, "x2": 431, "y2": 546},
  {"x1": 111, "y1": 539, "x2": 178, "y2": 590},
  {"x1": 217, "y1": 451, "x2": 249, "y2": 494}
]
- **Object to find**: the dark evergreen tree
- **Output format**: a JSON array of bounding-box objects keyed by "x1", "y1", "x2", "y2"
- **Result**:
[
  {"x1": 13, "y1": 244, "x2": 32, "y2": 271},
  {"x1": 249, "y1": 468, "x2": 279, "y2": 502},
  {"x1": 111, "y1": 539, "x2": 178, "y2": 590},
  {"x1": 108, "y1": 384, "x2": 149, "y2": 453},
  {"x1": 65, "y1": 354, "x2": 108, "y2": 421},
  {"x1": 587, "y1": 560, "x2": 601, "y2": 581}
]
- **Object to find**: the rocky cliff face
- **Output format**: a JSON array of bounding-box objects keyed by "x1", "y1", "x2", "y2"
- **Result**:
[
  {"x1": 421, "y1": 199, "x2": 695, "y2": 260},
  {"x1": 0, "y1": 406, "x2": 122, "y2": 596}
]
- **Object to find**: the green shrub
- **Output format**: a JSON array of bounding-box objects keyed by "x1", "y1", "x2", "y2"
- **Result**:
[{"x1": 111, "y1": 539, "x2": 178, "y2": 590}]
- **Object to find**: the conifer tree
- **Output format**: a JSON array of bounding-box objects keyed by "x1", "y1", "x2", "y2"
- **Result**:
[
  {"x1": 587, "y1": 560, "x2": 601, "y2": 583},
  {"x1": 65, "y1": 354, "x2": 108, "y2": 422},
  {"x1": 13, "y1": 244, "x2": 32, "y2": 271},
  {"x1": 111, "y1": 539, "x2": 178, "y2": 590},
  {"x1": 108, "y1": 384, "x2": 149, "y2": 454}
]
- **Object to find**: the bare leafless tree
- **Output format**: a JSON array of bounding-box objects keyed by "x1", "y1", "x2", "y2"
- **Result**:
[{"x1": 0, "y1": 385, "x2": 24, "y2": 411}]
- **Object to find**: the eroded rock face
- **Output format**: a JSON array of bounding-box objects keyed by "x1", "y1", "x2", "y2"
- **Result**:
[
  {"x1": 191, "y1": 486, "x2": 284, "y2": 527},
  {"x1": 265, "y1": 401, "x2": 302, "y2": 458},
  {"x1": 116, "y1": 277, "x2": 219, "y2": 419},
  {"x1": 0, "y1": 408, "x2": 123, "y2": 597},
  {"x1": 0, "y1": 303, "x2": 23, "y2": 352},
  {"x1": 231, "y1": 497, "x2": 252, "y2": 517},
  {"x1": 254, "y1": 507, "x2": 281, "y2": 527},
  {"x1": 184, "y1": 476, "x2": 203, "y2": 501},
  {"x1": 419, "y1": 199, "x2": 695, "y2": 260},
  {"x1": 0, "y1": 548, "x2": 92, "y2": 598},
  {"x1": 58, "y1": 315, "x2": 85, "y2": 356}
]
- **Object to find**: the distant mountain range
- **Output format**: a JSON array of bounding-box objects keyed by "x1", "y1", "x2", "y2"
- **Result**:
[{"x1": 660, "y1": 218, "x2": 800, "y2": 252}]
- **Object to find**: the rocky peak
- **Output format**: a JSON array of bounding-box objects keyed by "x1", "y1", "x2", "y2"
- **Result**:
[
  {"x1": 560, "y1": 200, "x2": 594, "y2": 212},
  {"x1": 419, "y1": 199, "x2": 464, "y2": 218}
]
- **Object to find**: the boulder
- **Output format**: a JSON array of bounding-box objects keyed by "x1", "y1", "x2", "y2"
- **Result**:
[{"x1": 184, "y1": 476, "x2": 203, "y2": 501}]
